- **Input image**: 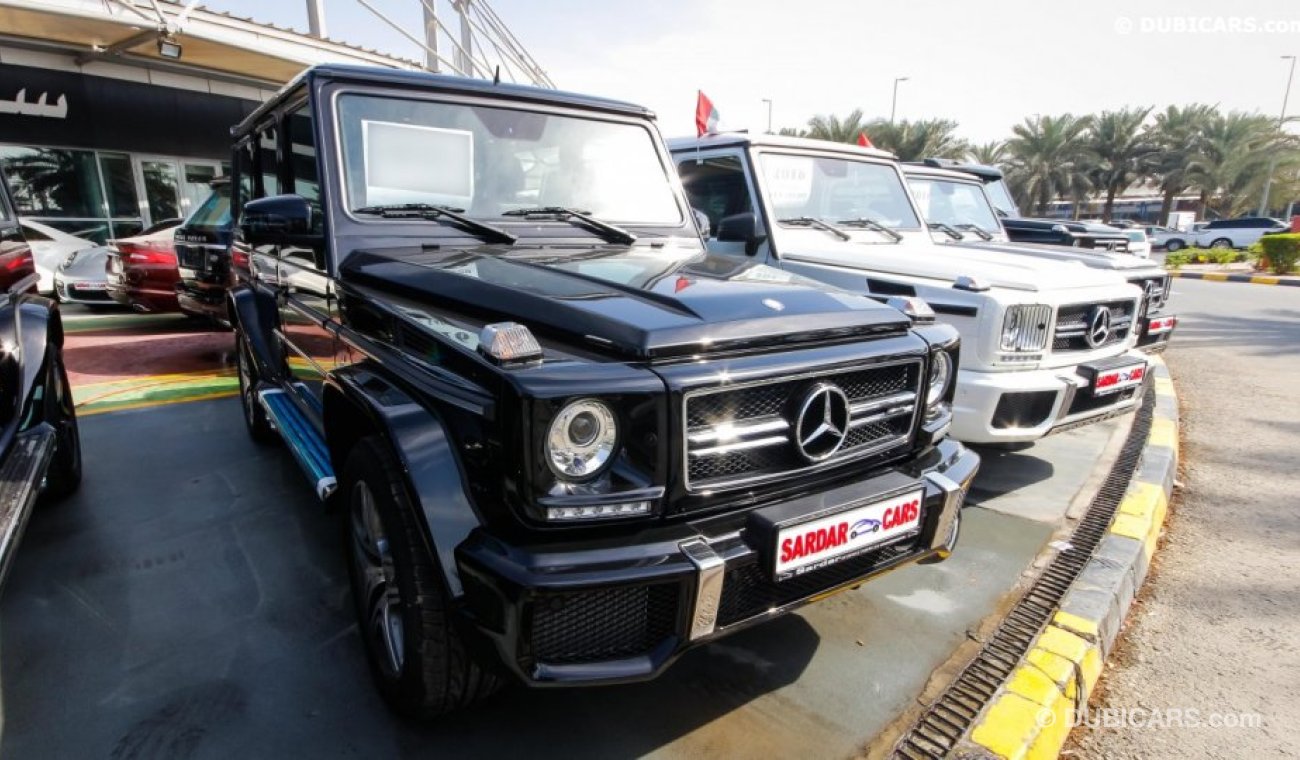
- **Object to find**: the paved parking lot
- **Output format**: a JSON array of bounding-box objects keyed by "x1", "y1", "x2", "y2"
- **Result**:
[{"x1": 1, "y1": 312, "x2": 1125, "y2": 758}]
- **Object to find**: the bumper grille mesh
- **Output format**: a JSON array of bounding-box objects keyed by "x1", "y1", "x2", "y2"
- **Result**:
[
  {"x1": 992, "y1": 391, "x2": 1058, "y2": 430},
  {"x1": 529, "y1": 583, "x2": 679, "y2": 664}
]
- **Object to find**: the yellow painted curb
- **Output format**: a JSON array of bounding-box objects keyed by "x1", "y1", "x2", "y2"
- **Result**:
[
  {"x1": 77, "y1": 389, "x2": 239, "y2": 417},
  {"x1": 1154, "y1": 376, "x2": 1175, "y2": 398},
  {"x1": 1202, "y1": 272, "x2": 1229, "y2": 281},
  {"x1": 1148, "y1": 417, "x2": 1178, "y2": 455},
  {"x1": 1250, "y1": 276, "x2": 1279, "y2": 285}
]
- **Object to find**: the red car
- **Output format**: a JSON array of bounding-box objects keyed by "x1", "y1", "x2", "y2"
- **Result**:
[{"x1": 104, "y1": 222, "x2": 183, "y2": 313}]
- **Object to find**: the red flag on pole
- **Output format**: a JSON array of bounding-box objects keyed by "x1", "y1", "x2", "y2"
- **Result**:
[
  {"x1": 695, "y1": 91, "x2": 720, "y2": 136},
  {"x1": 857, "y1": 132, "x2": 873, "y2": 148}
]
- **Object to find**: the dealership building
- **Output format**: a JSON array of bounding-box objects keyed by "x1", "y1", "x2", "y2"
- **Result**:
[{"x1": 0, "y1": 0, "x2": 426, "y2": 242}]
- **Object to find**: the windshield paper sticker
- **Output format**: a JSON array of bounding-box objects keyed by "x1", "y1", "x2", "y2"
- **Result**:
[
  {"x1": 763, "y1": 154, "x2": 814, "y2": 207},
  {"x1": 362, "y1": 120, "x2": 474, "y2": 208}
]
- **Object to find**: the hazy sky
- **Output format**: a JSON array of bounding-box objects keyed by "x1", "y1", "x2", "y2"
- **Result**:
[{"x1": 206, "y1": 0, "x2": 1300, "y2": 142}]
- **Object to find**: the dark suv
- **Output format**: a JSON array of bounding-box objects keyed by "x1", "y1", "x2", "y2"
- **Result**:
[
  {"x1": 228, "y1": 64, "x2": 978, "y2": 718},
  {"x1": 175, "y1": 179, "x2": 234, "y2": 323}
]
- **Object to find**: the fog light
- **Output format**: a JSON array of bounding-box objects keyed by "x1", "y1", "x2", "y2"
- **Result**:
[{"x1": 545, "y1": 501, "x2": 652, "y2": 521}]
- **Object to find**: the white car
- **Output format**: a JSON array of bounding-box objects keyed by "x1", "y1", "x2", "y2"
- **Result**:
[
  {"x1": 1194, "y1": 217, "x2": 1287, "y2": 249},
  {"x1": 669, "y1": 134, "x2": 1149, "y2": 445},
  {"x1": 900, "y1": 163, "x2": 1174, "y2": 353},
  {"x1": 18, "y1": 219, "x2": 97, "y2": 295},
  {"x1": 1121, "y1": 229, "x2": 1151, "y2": 258}
]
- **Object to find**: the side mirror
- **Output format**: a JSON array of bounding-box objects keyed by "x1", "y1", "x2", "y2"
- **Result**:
[
  {"x1": 240, "y1": 194, "x2": 314, "y2": 245},
  {"x1": 716, "y1": 211, "x2": 756, "y2": 242},
  {"x1": 716, "y1": 212, "x2": 765, "y2": 256},
  {"x1": 692, "y1": 208, "x2": 711, "y2": 239}
]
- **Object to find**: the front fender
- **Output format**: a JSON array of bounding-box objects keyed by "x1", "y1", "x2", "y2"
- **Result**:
[
  {"x1": 227, "y1": 284, "x2": 284, "y2": 383},
  {"x1": 325, "y1": 365, "x2": 481, "y2": 597}
]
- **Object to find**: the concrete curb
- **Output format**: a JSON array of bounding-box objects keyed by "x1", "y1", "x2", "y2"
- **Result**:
[
  {"x1": 955, "y1": 356, "x2": 1178, "y2": 759},
  {"x1": 1168, "y1": 271, "x2": 1300, "y2": 286}
]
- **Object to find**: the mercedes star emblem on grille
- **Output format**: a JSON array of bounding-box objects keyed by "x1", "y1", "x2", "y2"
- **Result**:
[
  {"x1": 1086, "y1": 306, "x2": 1112, "y2": 348},
  {"x1": 794, "y1": 383, "x2": 851, "y2": 462}
]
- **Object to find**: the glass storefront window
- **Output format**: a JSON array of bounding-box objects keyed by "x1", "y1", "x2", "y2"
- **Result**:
[
  {"x1": 142, "y1": 160, "x2": 180, "y2": 222},
  {"x1": 99, "y1": 152, "x2": 139, "y2": 218},
  {"x1": 0, "y1": 146, "x2": 106, "y2": 218}
]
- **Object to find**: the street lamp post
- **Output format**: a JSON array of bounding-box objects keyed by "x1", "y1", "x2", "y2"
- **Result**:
[
  {"x1": 890, "y1": 77, "x2": 909, "y2": 123},
  {"x1": 762, "y1": 98, "x2": 773, "y2": 134},
  {"x1": 1257, "y1": 55, "x2": 1296, "y2": 218}
]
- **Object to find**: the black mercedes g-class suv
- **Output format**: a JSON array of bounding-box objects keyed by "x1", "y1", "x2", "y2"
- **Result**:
[
  {"x1": 175, "y1": 178, "x2": 234, "y2": 323},
  {"x1": 227, "y1": 64, "x2": 978, "y2": 718}
]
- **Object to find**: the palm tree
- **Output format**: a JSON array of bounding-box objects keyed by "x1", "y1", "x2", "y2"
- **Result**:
[
  {"x1": 804, "y1": 109, "x2": 871, "y2": 144},
  {"x1": 1148, "y1": 104, "x2": 1216, "y2": 221},
  {"x1": 967, "y1": 141, "x2": 1007, "y2": 166},
  {"x1": 1090, "y1": 107, "x2": 1156, "y2": 222},
  {"x1": 1003, "y1": 114, "x2": 1096, "y2": 216},
  {"x1": 1184, "y1": 112, "x2": 1282, "y2": 217},
  {"x1": 860, "y1": 118, "x2": 970, "y2": 161}
]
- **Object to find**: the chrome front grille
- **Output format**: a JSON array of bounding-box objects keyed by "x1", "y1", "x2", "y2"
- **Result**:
[
  {"x1": 683, "y1": 360, "x2": 922, "y2": 492},
  {"x1": 1127, "y1": 274, "x2": 1170, "y2": 318},
  {"x1": 1003, "y1": 305, "x2": 1053, "y2": 352},
  {"x1": 1053, "y1": 300, "x2": 1136, "y2": 351}
]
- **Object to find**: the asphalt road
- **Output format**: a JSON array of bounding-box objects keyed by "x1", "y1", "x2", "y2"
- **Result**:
[
  {"x1": 1074, "y1": 279, "x2": 1300, "y2": 757},
  {"x1": 2, "y1": 311, "x2": 1126, "y2": 759}
]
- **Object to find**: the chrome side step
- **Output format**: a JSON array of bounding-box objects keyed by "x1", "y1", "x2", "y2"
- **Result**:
[
  {"x1": 0, "y1": 425, "x2": 56, "y2": 589},
  {"x1": 258, "y1": 389, "x2": 337, "y2": 500}
]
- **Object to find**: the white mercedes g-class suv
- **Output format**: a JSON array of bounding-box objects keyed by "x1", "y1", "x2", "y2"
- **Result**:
[{"x1": 668, "y1": 134, "x2": 1149, "y2": 445}]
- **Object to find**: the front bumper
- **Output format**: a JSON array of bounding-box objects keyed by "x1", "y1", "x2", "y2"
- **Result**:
[
  {"x1": 54, "y1": 274, "x2": 115, "y2": 305},
  {"x1": 1135, "y1": 313, "x2": 1177, "y2": 353},
  {"x1": 454, "y1": 439, "x2": 979, "y2": 686},
  {"x1": 951, "y1": 350, "x2": 1149, "y2": 443}
]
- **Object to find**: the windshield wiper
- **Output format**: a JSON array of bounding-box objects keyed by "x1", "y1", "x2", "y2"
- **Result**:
[
  {"x1": 955, "y1": 223, "x2": 994, "y2": 241},
  {"x1": 927, "y1": 222, "x2": 966, "y2": 241},
  {"x1": 353, "y1": 204, "x2": 517, "y2": 245},
  {"x1": 500, "y1": 206, "x2": 637, "y2": 245},
  {"x1": 838, "y1": 216, "x2": 904, "y2": 242},
  {"x1": 778, "y1": 216, "x2": 851, "y2": 241}
]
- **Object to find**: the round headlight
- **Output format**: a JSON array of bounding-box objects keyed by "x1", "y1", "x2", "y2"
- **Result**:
[
  {"x1": 927, "y1": 351, "x2": 953, "y2": 407},
  {"x1": 546, "y1": 399, "x2": 618, "y2": 480}
]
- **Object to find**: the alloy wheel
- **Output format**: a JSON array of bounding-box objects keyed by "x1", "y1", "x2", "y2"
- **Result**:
[{"x1": 349, "y1": 480, "x2": 405, "y2": 677}]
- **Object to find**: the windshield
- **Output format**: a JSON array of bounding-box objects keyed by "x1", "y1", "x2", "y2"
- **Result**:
[
  {"x1": 983, "y1": 178, "x2": 1019, "y2": 217},
  {"x1": 907, "y1": 177, "x2": 1001, "y2": 233},
  {"x1": 756, "y1": 152, "x2": 921, "y2": 230},
  {"x1": 336, "y1": 94, "x2": 682, "y2": 226},
  {"x1": 1125, "y1": 231, "x2": 1146, "y2": 242},
  {"x1": 185, "y1": 184, "x2": 231, "y2": 229}
]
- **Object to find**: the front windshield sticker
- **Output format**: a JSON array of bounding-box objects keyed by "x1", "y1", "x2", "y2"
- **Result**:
[
  {"x1": 362, "y1": 120, "x2": 473, "y2": 208},
  {"x1": 762, "y1": 154, "x2": 814, "y2": 207},
  {"x1": 910, "y1": 181, "x2": 932, "y2": 215},
  {"x1": 397, "y1": 306, "x2": 480, "y2": 352}
]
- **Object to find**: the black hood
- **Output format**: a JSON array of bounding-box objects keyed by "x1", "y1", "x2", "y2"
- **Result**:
[
  {"x1": 340, "y1": 244, "x2": 911, "y2": 360},
  {"x1": 1003, "y1": 217, "x2": 1127, "y2": 237}
]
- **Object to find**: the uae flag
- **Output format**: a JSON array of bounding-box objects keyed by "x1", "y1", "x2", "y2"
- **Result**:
[
  {"x1": 695, "y1": 91, "x2": 720, "y2": 136},
  {"x1": 857, "y1": 132, "x2": 873, "y2": 148}
]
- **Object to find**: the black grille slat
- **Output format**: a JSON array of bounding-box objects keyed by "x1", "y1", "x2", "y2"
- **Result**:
[
  {"x1": 992, "y1": 391, "x2": 1057, "y2": 430},
  {"x1": 685, "y1": 361, "x2": 922, "y2": 492},
  {"x1": 530, "y1": 584, "x2": 679, "y2": 664}
]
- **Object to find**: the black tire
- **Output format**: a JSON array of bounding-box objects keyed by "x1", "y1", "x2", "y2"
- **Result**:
[
  {"x1": 235, "y1": 332, "x2": 276, "y2": 444},
  {"x1": 1209, "y1": 237, "x2": 1233, "y2": 250},
  {"x1": 343, "y1": 436, "x2": 500, "y2": 719},
  {"x1": 1164, "y1": 238, "x2": 1184, "y2": 252},
  {"x1": 41, "y1": 345, "x2": 81, "y2": 502}
]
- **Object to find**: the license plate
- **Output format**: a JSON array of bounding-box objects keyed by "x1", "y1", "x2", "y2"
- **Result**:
[
  {"x1": 774, "y1": 489, "x2": 924, "y2": 579},
  {"x1": 1146, "y1": 315, "x2": 1176, "y2": 335},
  {"x1": 108, "y1": 257, "x2": 122, "y2": 273},
  {"x1": 72, "y1": 282, "x2": 107, "y2": 291},
  {"x1": 1092, "y1": 362, "x2": 1147, "y2": 395}
]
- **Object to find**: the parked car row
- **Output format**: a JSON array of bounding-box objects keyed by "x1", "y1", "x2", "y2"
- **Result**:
[{"x1": 1153, "y1": 217, "x2": 1289, "y2": 252}]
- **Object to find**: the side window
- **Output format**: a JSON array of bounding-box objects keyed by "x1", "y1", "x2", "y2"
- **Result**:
[
  {"x1": 286, "y1": 106, "x2": 323, "y2": 234},
  {"x1": 676, "y1": 155, "x2": 755, "y2": 233},
  {"x1": 259, "y1": 125, "x2": 280, "y2": 197}
]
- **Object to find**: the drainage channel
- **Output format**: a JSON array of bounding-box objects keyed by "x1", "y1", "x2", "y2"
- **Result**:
[{"x1": 892, "y1": 384, "x2": 1157, "y2": 759}]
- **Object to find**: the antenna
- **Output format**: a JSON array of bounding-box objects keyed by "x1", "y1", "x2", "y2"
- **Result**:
[{"x1": 493, "y1": 64, "x2": 500, "y2": 85}]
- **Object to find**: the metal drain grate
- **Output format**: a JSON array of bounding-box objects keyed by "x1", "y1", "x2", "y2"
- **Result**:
[{"x1": 892, "y1": 381, "x2": 1156, "y2": 759}]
